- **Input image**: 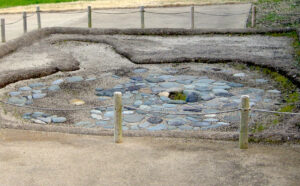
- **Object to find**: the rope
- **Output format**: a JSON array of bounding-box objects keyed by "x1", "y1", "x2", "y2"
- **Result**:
[
  {"x1": 124, "y1": 105, "x2": 241, "y2": 115},
  {"x1": 47, "y1": 10, "x2": 87, "y2": 14},
  {"x1": 0, "y1": 99, "x2": 113, "y2": 111},
  {"x1": 5, "y1": 17, "x2": 23, "y2": 25},
  {"x1": 145, "y1": 11, "x2": 190, "y2": 15},
  {"x1": 93, "y1": 10, "x2": 140, "y2": 14},
  {"x1": 252, "y1": 109, "x2": 300, "y2": 115},
  {"x1": 194, "y1": 11, "x2": 248, "y2": 16}
]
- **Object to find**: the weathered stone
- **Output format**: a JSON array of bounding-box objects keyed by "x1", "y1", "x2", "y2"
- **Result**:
[
  {"x1": 52, "y1": 79, "x2": 64, "y2": 85},
  {"x1": 29, "y1": 82, "x2": 45, "y2": 88},
  {"x1": 139, "y1": 122, "x2": 150, "y2": 128},
  {"x1": 19, "y1": 86, "x2": 32, "y2": 91},
  {"x1": 8, "y1": 97, "x2": 27, "y2": 105},
  {"x1": 67, "y1": 76, "x2": 83, "y2": 83},
  {"x1": 91, "y1": 114, "x2": 102, "y2": 120},
  {"x1": 192, "y1": 122, "x2": 210, "y2": 127},
  {"x1": 124, "y1": 114, "x2": 145, "y2": 123},
  {"x1": 9, "y1": 92, "x2": 21, "y2": 96},
  {"x1": 69, "y1": 99, "x2": 85, "y2": 106},
  {"x1": 130, "y1": 76, "x2": 143, "y2": 81},
  {"x1": 147, "y1": 124, "x2": 167, "y2": 131},
  {"x1": 37, "y1": 117, "x2": 52, "y2": 123},
  {"x1": 186, "y1": 92, "x2": 199, "y2": 102},
  {"x1": 52, "y1": 117, "x2": 67, "y2": 123},
  {"x1": 147, "y1": 117, "x2": 163, "y2": 124},
  {"x1": 145, "y1": 77, "x2": 164, "y2": 83},
  {"x1": 212, "y1": 89, "x2": 233, "y2": 97},
  {"x1": 167, "y1": 100, "x2": 186, "y2": 104},
  {"x1": 179, "y1": 125, "x2": 193, "y2": 130},
  {"x1": 32, "y1": 93, "x2": 46, "y2": 99},
  {"x1": 48, "y1": 85, "x2": 60, "y2": 92},
  {"x1": 233, "y1": 73, "x2": 245, "y2": 77},
  {"x1": 133, "y1": 68, "x2": 148, "y2": 73},
  {"x1": 168, "y1": 118, "x2": 186, "y2": 126}
]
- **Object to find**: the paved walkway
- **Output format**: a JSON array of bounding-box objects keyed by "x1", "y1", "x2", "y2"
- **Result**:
[
  {"x1": 0, "y1": 4, "x2": 251, "y2": 42},
  {"x1": 0, "y1": 129, "x2": 299, "y2": 186}
]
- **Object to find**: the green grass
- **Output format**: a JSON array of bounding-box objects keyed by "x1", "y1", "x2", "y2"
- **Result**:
[{"x1": 0, "y1": 0, "x2": 83, "y2": 9}]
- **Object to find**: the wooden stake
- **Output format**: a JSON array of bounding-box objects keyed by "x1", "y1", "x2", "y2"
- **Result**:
[
  {"x1": 114, "y1": 92, "x2": 123, "y2": 143},
  {"x1": 37, "y1": 6, "x2": 41, "y2": 29},
  {"x1": 88, "y1": 6, "x2": 92, "y2": 28},
  {"x1": 239, "y1": 95, "x2": 250, "y2": 149},
  {"x1": 1, "y1": 19, "x2": 5, "y2": 43},
  {"x1": 140, "y1": 6, "x2": 145, "y2": 29},
  {"x1": 23, "y1": 12, "x2": 27, "y2": 33}
]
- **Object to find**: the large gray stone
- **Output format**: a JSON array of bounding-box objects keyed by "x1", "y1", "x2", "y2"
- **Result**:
[
  {"x1": 167, "y1": 118, "x2": 186, "y2": 126},
  {"x1": 124, "y1": 114, "x2": 145, "y2": 123},
  {"x1": 8, "y1": 97, "x2": 26, "y2": 105}
]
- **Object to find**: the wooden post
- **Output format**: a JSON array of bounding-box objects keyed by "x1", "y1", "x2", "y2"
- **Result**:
[
  {"x1": 191, "y1": 6, "x2": 194, "y2": 29},
  {"x1": 23, "y1": 12, "x2": 27, "y2": 33},
  {"x1": 36, "y1": 6, "x2": 41, "y2": 29},
  {"x1": 1, "y1": 19, "x2": 5, "y2": 43},
  {"x1": 251, "y1": 5, "x2": 256, "y2": 28},
  {"x1": 239, "y1": 95, "x2": 250, "y2": 149},
  {"x1": 114, "y1": 92, "x2": 123, "y2": 143},
  {"x1": 140, "y1": 6, "x2": 145, "y2": 29},
  {"x1": 88, "y1": 6, "x2": 92, "y2": 28}
]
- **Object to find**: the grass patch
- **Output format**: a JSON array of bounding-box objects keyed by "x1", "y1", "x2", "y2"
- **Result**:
[
  {"x1": 0, "y1": 0, "x2": 83, "y2": 9},
  {"x1": 169, "y1": 92, "x2": 187, "y2": 101}
]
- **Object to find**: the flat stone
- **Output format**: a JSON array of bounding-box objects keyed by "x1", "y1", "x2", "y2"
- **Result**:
[
  {"x1": 179, "y1": 125, "x2": 193, "y2": 130},
  {"x1": 186, "y1": 117, "x2": 199, "y2": 122},
  {"x1": 67, "y1": 76, "x2": 83, "y2": 83},
  {"x1": 183, "y1": 107, "x2": 202, "y2": 112},
  {"x1": 147, "y1": 117, "x2": 163, "y2": 124},
  {"x1": 160, "y1": 96, "x2": 171, "y2": 102},
  {"x1": 147, "y1": 124, "x2": 167, "y2": 131},
  {"x1": 95, "y1": 121, "x2": 108, "y2": 126},
  {"x1": 133, "y1": 100, "x2": 143, "y2": 107},
  {"x1": 195, "y1": 85, "x2": 211, "y2": 92},
  {"x1": 37, "y1": 117, "x2": 52, "y2": 123},
  {"x1": 48, "y1": 85, "x2": 60, "y2": 92},
  {"x1": 86, "y1": 77, "x2": 97, "y2": 81},
  {"x1": 168, "y1": 118, "x2": 186, "y2": 126},
  {"x1": 52, "y1": 117, "x2": 67, "y2": 123},
  {"x1": 9, "y1": 92, "x2": 21, "y2": 96},
  {"x1": 31, "y1": 119, "x2": 46, "y2": 124},
  {"x1": 130, "y1": 125, "x2": 139, "y2": 130},
  {"x1": 22, "y1": 113, "x2": 32, "y2": 119},
  {"x1": 104, "y1": 111, "x2": 114, "y2": 118},
  {"x1": 228, "y1": 82, "x2": 244, "y2": 87},
  {"x1": 213, "y1": 85, "x2": 231, "y2": 90},
  {"x1": 8, "y1": 97, "x2": 27, "y2": 105},
  {"x1": 203, "y1": 118, "x2": 219, "y2": 122},
  {"x1": 123, "y1": 110, "x2": 135, "y2": 115},
  {"x1": 91, "y1": 109, "x2": 102, "y2": 114},
  {"x1": 31, "y1": 112, "x2": 44, "y2": 118},
  {"x1": 217, "y1": 122, "x2": 229, "y2": 126},
  {"x1": 162, "y1": 104, "x2": 177, "y2": 108},
  {"x1": 32, "y1": 89, "x2": 42, "y2": 94},
  {"x1": 212, "y1": 89, "x2": 232, "y2": 97},
  {"x1": 130, "y1": 76, "x2": 143, "y2": 81},
  {"x1": 186, "y1": 92, "x2": 199, "y2": 102},
  {"x1": 139, "y1": 105, "x2": 151, "y2": 111},
  {"x1": 76, "y1": 121, "x2": 93, "y2": 127},
  {"x1": 32, "y1": 93, "x2": 46, "y2": 99},
  {"x1": 192, "y1": 122, "x2": 210, "y2": 127},
  {"x1": 91, "y1": 114, "x2": 102, "y2": 120},
  {"x1": 167, "y1": 100, "x2": 186, "y2": 104},
  {"x1": 176, "y1": 79, "x2": 193, "y2": 85},
  {"x1": 139, "y1": 122, "x2": 150, "y2": 128},
  {"x1": 133, "y1": 68, "x2": 148, "y2": 73},
  {"x1": 19, "y1": 86, "x2": 32, "y2": 91},
  {"x1": 195, "y1": 79, "x2": 215, "y2": 84},
  {"x1": 126, "y1": 85, "x2": 141, "y2": 91},
  {"x1": 158, "y1": 91, "x2": 169, "y2": 97},
  {"x1": 29, "y1": 82, "x2": 45, "y2": 88},
  {"x1": 267, "y1": 89, "x2": 281, "y2": 94},
  {"x1": 98, "y1": 97, "x2": 110, "y2": 101},
  {"x1": 52, "y1": 79, "x2": 64, "y2": 85},
  {"x1": 145, "y1": 77, "x2": 165, "y2": 83},
  {"x1": 159, "y1": 82, "x2": 181, "y2": 89},
  {"x1": 69, "y1": 99, "x2": 85, "y2": 106},
  {"x1": 112, "y1": 75, "x2": 120, "y2": 79},
  {"x1": 255, "y1": 79, "x2": 268, "y2": 84},
  {"x1": 184, "y1": 84, "x2": 195, "y2": 89},
  {"x1": 124, "y1": 114, "x2": 145, "y2": 123},
  {"x1": 233, "y1": 73, "x2": 245, "y2": 77}
]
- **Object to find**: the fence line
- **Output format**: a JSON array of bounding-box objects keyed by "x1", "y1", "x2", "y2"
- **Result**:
[{"x1": 0, "y1": 5, "x2": 255, "y2": 42}]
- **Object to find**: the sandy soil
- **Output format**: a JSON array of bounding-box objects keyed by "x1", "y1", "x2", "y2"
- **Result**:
[
  {"x1": 0, "y1": 129, "x2": 299, "y2": 186},
  {"x1": 0, "y1": 0, "x2": 253, "y2": 14}
]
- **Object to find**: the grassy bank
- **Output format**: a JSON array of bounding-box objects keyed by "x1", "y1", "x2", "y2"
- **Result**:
[
  {"x1": 0, "y1": 0, "x2": 86, "y2": 9},
  {"x1": 254, "y1": 0, "x2": 300, "y2": 28}
]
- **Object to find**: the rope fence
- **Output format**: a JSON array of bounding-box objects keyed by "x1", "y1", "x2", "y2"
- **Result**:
[
  {"x1": 0, "y1": 92, "x2": 299, "y2": 148},
  {"x1": 1, "y1": 5, "x2": 255, "y2": 42}
]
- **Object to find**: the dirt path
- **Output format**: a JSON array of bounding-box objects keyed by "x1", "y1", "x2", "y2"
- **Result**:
[
  {"x1": 0, "y1": 129, "x2": 299, "y2": 186},
  {"x1": 0, "y1": 4, "x2": 251, "y2": 42}
]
